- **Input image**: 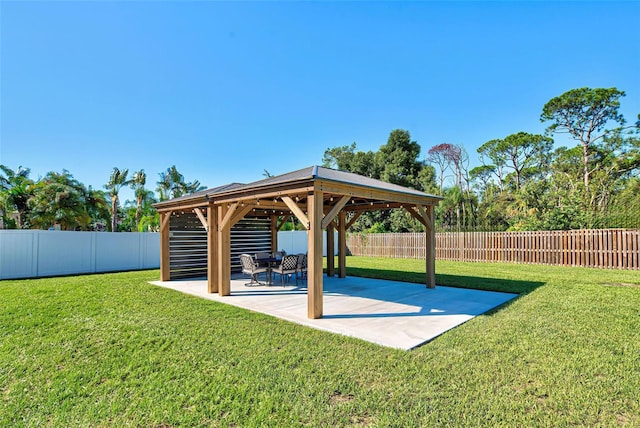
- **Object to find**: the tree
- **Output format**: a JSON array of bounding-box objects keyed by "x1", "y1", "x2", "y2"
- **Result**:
[
  {"x1": 541, "y1": 87, "x2": 627, "y2": 192},
  {"x1": 375, "y1": 129, "x2": 422, "y2": 188},
  {"x1": 120, "y1": 188, "x2": 158, "y2": 232},
  {"x1": 426, "y1": 144, "x2": 455, "y2": 193},
  {"x1": 130, "y1": 169, "x2": 147, "y2": 230},
  {"x1": 322, "y1": 130, "x2": 436, "y2": 232},
  {"x1": 83, "y1": 186, "x2": 110, "y2": 230},
  {"x1": 28, "y1": 171, "x2": 92, "y2": 230},
  {"x1": 104, "y1": 167, "x2": 131, "y2": 232},
  {"x1": 469, "y1": 165, "x2": 495, "y2": 197},
  {"x1": 477, "y1": 132, "x2": 553, "y2": 190},
  {"x1": 322, "y1": 142, "x2": 378, "y2": 178},
  {"x1": 156, "y1": 165, "x2": 205, "y2": 201},
  {"x1": 0, "y1": 165, "x2": 34, "y2": 228}
]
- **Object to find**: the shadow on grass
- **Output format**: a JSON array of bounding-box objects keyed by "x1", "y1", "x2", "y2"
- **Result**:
[{"x1": 344, "y1": 267, "x2": 544, "y2": 295}]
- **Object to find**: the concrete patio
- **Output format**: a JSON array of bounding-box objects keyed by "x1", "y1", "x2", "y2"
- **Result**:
[{"x1": 150, "y1": 275, "x2": 517, "y2": 350}]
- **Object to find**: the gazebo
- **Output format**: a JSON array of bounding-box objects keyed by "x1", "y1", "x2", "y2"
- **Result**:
[{"x1": 153, "y1": 166, "x2": 442, "y2": 319}]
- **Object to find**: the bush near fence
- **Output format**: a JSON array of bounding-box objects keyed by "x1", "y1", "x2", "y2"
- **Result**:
[{"x1": 346, "y1": 229, "x2": 640, "y2": 270}]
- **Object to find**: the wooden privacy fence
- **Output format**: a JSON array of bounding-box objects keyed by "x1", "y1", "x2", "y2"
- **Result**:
[{"x1": 345, "y1": 229, "x2": 640, "y2": 270}]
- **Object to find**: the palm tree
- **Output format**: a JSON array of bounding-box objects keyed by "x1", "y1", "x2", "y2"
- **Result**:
[
  {"x1": 28, "y1": 170, "x2": 91, "y2": 230},
  {"x1": 0, "y1": 165, "x2": 34, "y2": 228},
  {"x1": 130, "y1": 169, "x2": 147, "y2": 229},
  {"x1": 83, "y1": 186, "x2": 110, "y2": 230},
  {"x1": 104, "y1": 167, "x2": 131, "y2": 232},
  {"x1": 156, "y1": 166, "x2": 181, "y2": 201},
  {"x1": 156, "y1": 165, "x2": 205, "y2": 201}
]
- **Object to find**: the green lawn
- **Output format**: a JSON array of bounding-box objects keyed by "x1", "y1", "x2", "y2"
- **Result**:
[{"x1": 1, "y1": 258, "x2": 639, "y2": 427}]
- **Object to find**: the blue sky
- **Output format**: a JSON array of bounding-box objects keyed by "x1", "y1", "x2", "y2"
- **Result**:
[{"x1": 2, "y1": 1, "x2": 639, "y2": 203}]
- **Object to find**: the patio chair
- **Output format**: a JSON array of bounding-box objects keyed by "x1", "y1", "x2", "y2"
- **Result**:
[
  {"x1": 296, "y1": 253, "x2": 307, "y2": 283},
  {"x1": 240, "y1": 253, "x2": 268, "y2": 286},
  {"x1": 271, "y1": 254, "x2": 300, "y2": 286},
  {"x1": 273, "y1": 250, "x2": 286, "y2": 258}
]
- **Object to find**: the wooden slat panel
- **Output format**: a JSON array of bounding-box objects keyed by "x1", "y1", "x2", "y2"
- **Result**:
[{"x1": 345, "y1": 229, "x2": 639, "y2": 270}]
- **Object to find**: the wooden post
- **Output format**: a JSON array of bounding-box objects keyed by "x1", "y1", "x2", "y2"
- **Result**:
[
  {"x1": 326, "y1": 222, "x2": 335, "y2": 277},
  {"x1": 207, "y1": 205, "x2": 218, "y2": 293},
  {"x1": 160, "y1": 212, "x2": 171, "y2": 281},
  {"x1": 307, "y1": 190, "x2": 323, "y2": 319},
  {"x1": 426, "y1": 205, "x2": 436, "y2": 288},
  {"x1": 338, "y1": 210, "x2": 347, "y2": 278},
  {"x1": 217, "y1": 204, "x2": 231, "y2": 296}
]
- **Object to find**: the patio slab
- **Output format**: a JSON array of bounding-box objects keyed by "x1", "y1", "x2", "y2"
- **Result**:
[{"x1": 150, "y1": 275, "x2": 517, "y2": 350}]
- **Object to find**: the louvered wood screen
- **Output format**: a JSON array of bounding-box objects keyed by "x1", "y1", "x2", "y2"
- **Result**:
[{"x1": 169, "y1": 213, "x2": 271, "y2": 279}]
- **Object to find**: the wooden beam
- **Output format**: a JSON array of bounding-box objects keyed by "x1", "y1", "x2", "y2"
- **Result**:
[
  {"x1": 207, "y1": 206, "x2": 218, "y2": 293},
  {"x1": 282, "y1": 196, "x2": 310, "y2": 230},
  {"x1": 307, "y1": 190, "x2": 323, "y2": 319},
  {"x1": 426, "y1": 205, "x2": 436, "y2": 289},
  {"x1": 160, "y1": 212, "x2": 170, "y2": 281},
  {"x1": 228, "y1": 204, "x2": 254, "y2": 228},
  {"x1": 326, "y1": 222, "x2": 335, "y2": 277},
  {"x1": 321, "y1": 195, "x2": 350, "y2": 230},
  {"x1": 193, "y1": 207, "x2": 208, "y2": 231},
  {"x1": 218, "y1": 202, "x2": 238, "y2": 231},
  {"x1": 405, "y1": 206, "x2": 428, "y2": 227},
  {"x1": 217, "y1": 204, "x2": 231, "y2": 296},
  {"x1": 346, "y1": 211, "x2": 364, "y2": 229},
  {"x1": 345, "y1": 202, "x2": 404, "y2": 212},
  {"x1": 338, "y1": 210, "x2": 347, "y2": 278},
  {"x1": 316, "y1": 179, "x2": 442, "y2": 206},
  {"x1": 417, "y1": 204, "x2": 433, "y2": 232},
  {"x1": 156, "y1": 201, "x2": 211, "y2": 213},
  {"x1": 212, "y1": 185, "x2": 315, "y2": 204},
  {"x1": 160, "y1": 211, "x2": 171, "y2": 231}
]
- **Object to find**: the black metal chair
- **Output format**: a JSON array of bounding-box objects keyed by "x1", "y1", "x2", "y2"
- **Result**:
[
  {"x1": 240, "y1": 253, "x2": 268, "y2": 286},
  {"x1": 271, "y1": 254, "x2": 300, "y2": 286},
  {"x1": 296, "y1": 253, "x2": 308, "y2": 284}
]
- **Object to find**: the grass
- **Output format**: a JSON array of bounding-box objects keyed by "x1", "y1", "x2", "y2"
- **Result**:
[{"x1": 1, "y1": 258, "x2": 639, "y2": 427}]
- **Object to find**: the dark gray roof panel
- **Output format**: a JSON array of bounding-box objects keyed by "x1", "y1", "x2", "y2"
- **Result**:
[
  {"x1": 156, "y1": 165, "x2": 442, "y2": 207},
  {"x1": 211, "y1": 165, "x2": 440, "y2": 199},
  {"x1": 207, "y1": 166, "x2": 316, "y2": 195},
  {"x1": 314, "y1": 166, "x2": 440, "y2": 198}
]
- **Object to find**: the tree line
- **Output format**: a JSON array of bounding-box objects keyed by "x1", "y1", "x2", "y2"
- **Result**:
[
  {"x1": 3, "y1": 86, "x2": 638, "y2": 233},
  {"x1": 0, "y1": 165, "x2": 203, "y2": 231},
  {"x1": 324, "y1": 87, "x2": 640, "y2": 232}
]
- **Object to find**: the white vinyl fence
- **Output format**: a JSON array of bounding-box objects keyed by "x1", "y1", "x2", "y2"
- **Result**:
[
  {"x1": 0, "y1": 230, "x2": 159, "y2": 280},
  {"x1": 277, "y1": 230, "x2": 337, "y2": 256}
]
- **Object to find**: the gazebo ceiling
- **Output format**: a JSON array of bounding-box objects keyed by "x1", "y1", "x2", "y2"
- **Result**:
[{"x1": 154, "y1": 165, "x2": 442, "y2": 216}]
